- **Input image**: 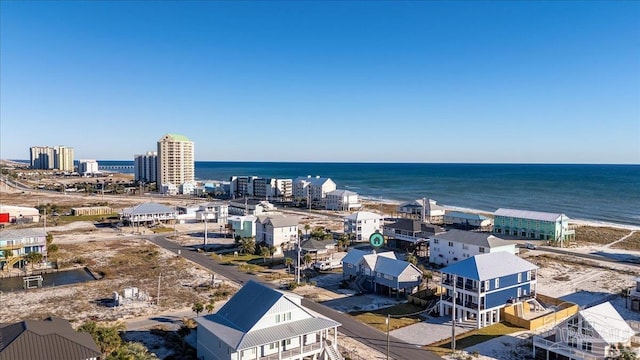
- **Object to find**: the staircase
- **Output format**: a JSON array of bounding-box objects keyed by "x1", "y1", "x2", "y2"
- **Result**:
[
  {"x1": 322, "y1": 341, "x2": 343, "y2": 360},
  {"x1": 5, "y1": 256, "x2": 20, "y2": 269}
]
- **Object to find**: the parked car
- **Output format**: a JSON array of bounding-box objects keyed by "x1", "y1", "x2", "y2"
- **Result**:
[
  {"x1": 313, "y1": 259, "x2": 342, "y2": 271},
  {"x1": 525, "y1": 242, "x2": 537, "y2": 250}
]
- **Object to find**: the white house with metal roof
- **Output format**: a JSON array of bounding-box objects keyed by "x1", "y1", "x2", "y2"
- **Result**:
[
  {"x1": 196, "y1": 280, "x2": 342, "y2": 360},
  {"x1": 255, "y1": 215, "x2": 299, "y2": 255},
  {"x1": 119, "y1": 202, "x2": 177, "y2": 225},
  {"x1": 344, "y1": 211, "x2": 383, "y2": 242},
  {"x1": 439, "y1": 252, "x2": 538, "y2": 329},
  {"x1": 493, "y1": 208, "x2": 575, "y2": 243},
  {"x1": 429, "y1": 229, "x2": 516, "y2": 266},
  {"x1": 382, "y1": 218, "x2": 444, "y2": 250},
  {"x1": 325, "y1": 190, "x2": 361, "y2": 211},
  {"x1": 397, "y1": 199, "x2": 445, "y2": 224},
  {"x1": 533, "y1": 302, "x2": 636, "y2": 359}
]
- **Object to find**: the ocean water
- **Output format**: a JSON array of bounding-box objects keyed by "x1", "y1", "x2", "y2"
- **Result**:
[{"x1": 93, "y1": 161, "x2": 640, "y2": 227}]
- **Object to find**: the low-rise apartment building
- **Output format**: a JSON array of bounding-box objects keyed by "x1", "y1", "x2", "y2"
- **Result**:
[
  {"x1": 493, "y1": 208, "x2": 575, "y2": 243},
  {"x1": 325, "y1": 190, "x2": 361, "y2": 211}
]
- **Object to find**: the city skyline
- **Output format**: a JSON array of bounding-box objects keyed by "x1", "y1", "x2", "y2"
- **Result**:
[{"x1": 1, "y1": 1, "x2": 639, "y2": 164}]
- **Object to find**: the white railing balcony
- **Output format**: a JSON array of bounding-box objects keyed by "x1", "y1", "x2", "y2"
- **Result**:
[
  {"x1": 259, "y1": 343, "x2": 323, "y2": 360},
  {"x1": 533, "y1": 336, "x2": 598, "y2": 360}
]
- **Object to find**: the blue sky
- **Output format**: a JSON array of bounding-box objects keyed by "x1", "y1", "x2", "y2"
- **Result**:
[{"x1": 1, "y1": 1, "x2": 638, "y2": 163}]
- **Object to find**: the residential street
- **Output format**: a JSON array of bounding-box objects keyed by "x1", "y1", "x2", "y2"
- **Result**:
[{"x1": 146, "y1": 235, "x2": 442, "y2": 360}]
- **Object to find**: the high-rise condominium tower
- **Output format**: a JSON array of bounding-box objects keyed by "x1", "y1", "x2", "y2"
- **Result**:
[
  {"x1": 134, "y1": 151, "x2": 158, "y2": 183},
  {"x1": 30, "y1": 145, "x2": 75, "y2": 171},
  {"x1": 157, "y1": 134, "x2": 194, "y2": 189}
]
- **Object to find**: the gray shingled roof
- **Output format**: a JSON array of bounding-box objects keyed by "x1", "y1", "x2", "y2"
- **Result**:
[
  {"x1": 0, "y1": 317, "x2": 101, "y2": 360},
  {"x1": 256, "y1": 215, "x2": 298, "y2": 228},
  {"x1": 494, "y1": 208, "x2": 564, "y2": 222},
  {"x1": 384, "y1": 219, "x2": 443, "y2": 234},
  {"x1": 121, "y1": 202, "x2": 175, "y2": 216},
  {"x1": 431, "y1": 229, "x2": 512, "y2": 248},
  {"x1": 441, "y1": 252, "x2": 538, "y2": 281},
  {"x1": 195, "y1": 281, "x2": 340, "y2": 350},
  {"x1": 300, "y1": 238, "x2": 335, "y2": 252},
  {"x1": 0, "y1": 228, "x2": 47, "y2": 241}
]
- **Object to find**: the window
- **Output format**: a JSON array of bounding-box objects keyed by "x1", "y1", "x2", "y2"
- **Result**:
[
  {"x1": 479, "y1": 247, "x2": 485, "y2": 253},
  {"x1": 582, "y1": 342, "x2": 592, "y2": 351},
  {"x1": 462, "y1": 244, "x2": 469, "y2": 250},
  {"x1": 517, "y1": 273, "x2": 522, "y2": 283},
  {"x1": 448, "y1": 241, "x2": 453, "y2": 247},
  {"x1": 269, "y1": 342, "x2": 278, "y2": 350},
  {"x1": 526, "y1": 271, "x2": 531, "y2": 281},
  {"x1": 434, "y1": 239, "x2": 439, "y2": 244},
  {"x1": 494, "y1": 278, "x2": 499, "y2": 288}
]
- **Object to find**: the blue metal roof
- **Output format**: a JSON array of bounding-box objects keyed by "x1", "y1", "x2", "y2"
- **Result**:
[{"x1": 440, "y1": 252, "x2": 537, "y2": 281}]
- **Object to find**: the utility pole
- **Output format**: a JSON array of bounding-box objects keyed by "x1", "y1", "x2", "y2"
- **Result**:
[
  {"x1": 204, "y1": 214, "x2": 208, "y2": 246},
  {"x1": 451, "y1": 274, "x2": 456, "y2": 354},
  {"x1": 157, "y1": 273, "x2": 162, "y2": 307},
  {"x1": 296, "y1": 235, "x2": 301, "y2": 284},
  {"x1": 43, "y1": 208, "x2": 47, "y2": 233},
  {"x1": 386, "y1": 314, "x2": 390, "y2": 360}
]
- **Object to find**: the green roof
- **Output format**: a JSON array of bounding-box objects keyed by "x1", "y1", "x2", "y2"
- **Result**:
[{"x1": 163, "y1": 133, "x2": 191, "y2": 142}]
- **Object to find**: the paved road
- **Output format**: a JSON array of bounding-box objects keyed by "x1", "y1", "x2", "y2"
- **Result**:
[
  {"x1": 146, "y1": 235, "x2": 441, "y2": 360},
  {"x1": 531, "y1": 246, "x2": 640, "y2": 267}
]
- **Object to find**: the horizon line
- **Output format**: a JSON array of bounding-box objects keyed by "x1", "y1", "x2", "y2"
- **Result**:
[{"x1": 6, "y1": 159, "x2": 639, "y2": 166}]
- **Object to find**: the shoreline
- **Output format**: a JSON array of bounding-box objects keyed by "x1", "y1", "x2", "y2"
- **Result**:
[{"x1": 359, "y1": 198, "x2": 640, "y2": 232}]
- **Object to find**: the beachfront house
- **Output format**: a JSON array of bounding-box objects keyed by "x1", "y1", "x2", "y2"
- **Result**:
[
  {"x1": 397, "y1": 198, "x2": 445, "y2": 224},
  {"x1": 0, "y1": 317, "x2": 101, "y2": 360},
  {"x1": 382, "y1": 218, "x2": 443, "y2": 252},
  {"x1": 119, "y1": 202, "x2": 177, "y2": 226},
  {"x1": 344, "y1": 211, "x2": 383, "y2": 242},
  {"x1": 228, "y1": 215, "x2": 257, "y2": 239},
  {"x1": 195, "y1": 202, "x2": 229, "y2": 224},
  {"x1": 325, "y1": 189, "x2": 361, "y2": 211},
  {"x1": 228, "y1": 198, "x2": 276, "y2": 216},
  {"x1": 341, "y1": 249, "x2": 422, "y2": 297},
  {"x1": 439, "y1": 251, "x2": 538, "y2": 329},
  {"x1": 255, "y1": 215, "x2": 299, "y2": 255},
  {"x1": 195, "y1": 280, "x2": 342, "y2": 360},
  {"x1": 429, "y1": 229, "x2": 516, "y2": 266},
  {"x1": 293, "y1": 176, "x2": 337, "y2": 207},
  {"x1": 493, "y1": 208, "x2": 575, "y2": 243},
  {"x1": 0, "y1": 228, "x2": 47, "y2": 271},
  {"x1": 443, "y1": 211, "x2": 493, "y2": 231},
  {"x1": 533, "y1": 302, "x2": 636, "y2": 360}
]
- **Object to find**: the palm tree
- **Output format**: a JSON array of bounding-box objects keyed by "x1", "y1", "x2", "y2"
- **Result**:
[
  {"x1": 406, "y1": 253, "x2": 418, "y2": 266},
  {"x1": 260, "y1": 246, "x2": 270, "y2": 264},
  {"x1": 418, "y1": 264, "x2": 433, "y2": 288},
  {"x1": 337, "y1": 234, "x2": 349, "y2": 251},
  {"x1": 77, "y1": 321, "x2": 125, "y2": 357},
  {"x1": 2, "y1": 249, "x2": 12, "y2": 259},
  {"x1": 285, "y1": 257, "x2": 293, "y2": 273},
  {"x1": 106, "y1": 342, "x2": 159, "y2": 360},
  {"x1": 302, "y1": 254, "x2": 313, "y2": 269},
  {"x1": 205, "y1": 299, "x2": 215, "y2": 314},
  {"x1": 192, "y1": 301, "x2": 204, "y2": 316},
  {"x1": 25, "y1": 251, "x2": 43, "y2": 269},
  {"x1": 238, "y1": 237, "x2": 256, "y2": 255},
  {"x1": 304, "y1": 224, "x2": 311, "y2": 238},
  {"x1": 268, "y1": 245, "x2": 277, "y2": 263}
]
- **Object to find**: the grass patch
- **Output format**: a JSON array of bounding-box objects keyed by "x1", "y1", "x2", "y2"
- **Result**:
[
  {"x1": 350, "y1": 303, "x2": 425, "y2": 331},
  {"x1": 219, "y1": 254, "x2": 262, "y2": 263},
  {"x1": 575, "y1": 226, "x2": 630, "y2": 246},
  {"x1": 611, "y1": 231, "x2": 640, "y2": 251},
  {"x1": 151, "y1": 227, "x2": 174, "y2": 233},
  {"x1": 424, "y1": 322, "x2": 524, "y2": 355}
]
